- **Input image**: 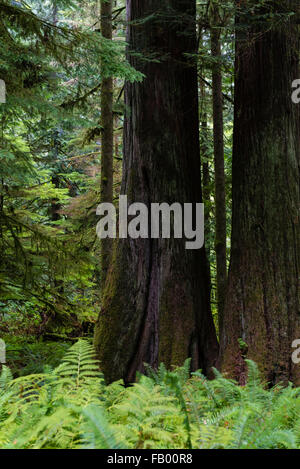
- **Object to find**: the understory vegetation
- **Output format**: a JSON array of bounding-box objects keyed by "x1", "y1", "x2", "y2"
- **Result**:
[{"x1": 1, "y1": 340, "x2": 300, "y2": 450}]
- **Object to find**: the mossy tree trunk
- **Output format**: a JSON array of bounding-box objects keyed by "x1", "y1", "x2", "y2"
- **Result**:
[
  {"x1": 100, "y1": 0, "x2": 114, "y2": 288},
  {"x1": 219, "y1": 0, "x2": 300, "y2": 385},
  {"x1": 94, "y1": 0, "x2": 219, "y2": 383}
]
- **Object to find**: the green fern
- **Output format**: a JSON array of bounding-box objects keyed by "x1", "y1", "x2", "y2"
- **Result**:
[
  {"x1": 1, "y1": 348, "x2": 300, "y2": 449},
  {"x1": 81, "y1": 405, "x2": 124, "y2": 449},
  {"x1": 0, "y1": 366, "x2": 13, "y2": 391},
  {"x1": 55, "y1": 340, "x2": 102, "y2": 387}
]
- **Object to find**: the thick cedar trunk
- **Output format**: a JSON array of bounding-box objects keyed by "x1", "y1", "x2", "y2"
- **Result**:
[
  {"x1": 219, "y1": 1, "x2": 300, "y2": 385},
  {"x1": 100, "y1": 0, "x2": 114, "y2": 287},
  {"x1": 94, "y1": 0, "x2": 219, "y2": 383},
  {"x1": 211, "y1": 17, "x2": 227, "y2": 335}
]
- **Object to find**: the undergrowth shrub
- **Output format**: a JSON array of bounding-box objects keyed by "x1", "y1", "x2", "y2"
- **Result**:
[{"x1": 2, "y1": 335, "x2": 69, "y2": 376}]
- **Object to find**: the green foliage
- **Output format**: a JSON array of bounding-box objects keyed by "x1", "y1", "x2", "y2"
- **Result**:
[
  {"x1": 55, "y1": 339, "x2": 102, "y2": 387},
  {"x1": 2, "y1": 334, "x2": 70, "y2": 376},
  {"x1": 1, "y1": 345, "x2": 300, "y2": 449},
  {"x1": 0, "y1": 0, "x2": 142, "y2": 332}
]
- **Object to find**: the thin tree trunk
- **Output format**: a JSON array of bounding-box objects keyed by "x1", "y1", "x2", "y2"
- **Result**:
[
  {"x1": 94, "y1": 0, "x2": 219, "y2": 384},
  {"x1": 219, "y1": 0, "x2": 300, "y2": 386},
  {"x1": 50, "y1": 131, "x2": 64, "y2": 299},
  {"x1": 199, "y1": 33, "x2": 212, "y2": 306},
  {"x1": 100, "y1": 0, "x2": 114, "y2": 288},
  {"x1": 211, "y1": 13, "x2": 227, "y2": 335}
]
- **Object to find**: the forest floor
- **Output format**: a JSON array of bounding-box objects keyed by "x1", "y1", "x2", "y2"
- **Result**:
[{"x1": 1, "y1": 336, "x2": 300, "y2": 449}]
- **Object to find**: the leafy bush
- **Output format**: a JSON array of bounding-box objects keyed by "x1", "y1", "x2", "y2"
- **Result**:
[{"x1": 1, "y1": 341, "x2": 300, "y2": 449}]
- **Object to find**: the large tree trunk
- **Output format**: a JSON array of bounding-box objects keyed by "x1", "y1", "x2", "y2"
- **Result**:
[
  {"x1": 211, "y1": 10, "x2": 227, "y2": 335},
  {"x1": 100, "y1": 0, "x2": 114, "y2": 288},
  {"x1": 219, "y1": 0, "x2": 300, "y2": 386},
  {"x1": 94, "y1": 0, "x2": 219, "y2": 384}
]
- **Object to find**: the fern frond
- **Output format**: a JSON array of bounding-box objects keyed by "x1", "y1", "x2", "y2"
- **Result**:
[{"x1": 81, "y1": 405, "x2": 124, "y2": 449}]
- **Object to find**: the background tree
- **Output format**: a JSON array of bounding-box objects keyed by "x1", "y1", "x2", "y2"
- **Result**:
[
  {"x1": 100, "y1": 0, "x2": 114, "y2": 288},
  {"x1": 210, "y1": 2, "x2": 228, "y2": 334}
]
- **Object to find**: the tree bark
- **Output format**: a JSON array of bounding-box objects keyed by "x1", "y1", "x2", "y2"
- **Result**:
[
  {"x1": 94, "y1": 0, "x2": 219, "y2": 383},
  {"x1": 100, "y1": 0, "x2": 114, "y2": 288},
  {"x1": 211, "y1": 12, "x2": 227, "y2": 335},
  {"x1": 219, "y1": 0, "x2": 300, "y2": 386},
  {"x1": 199, "y1": 33, "x2": 212, "y2": 312}
]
